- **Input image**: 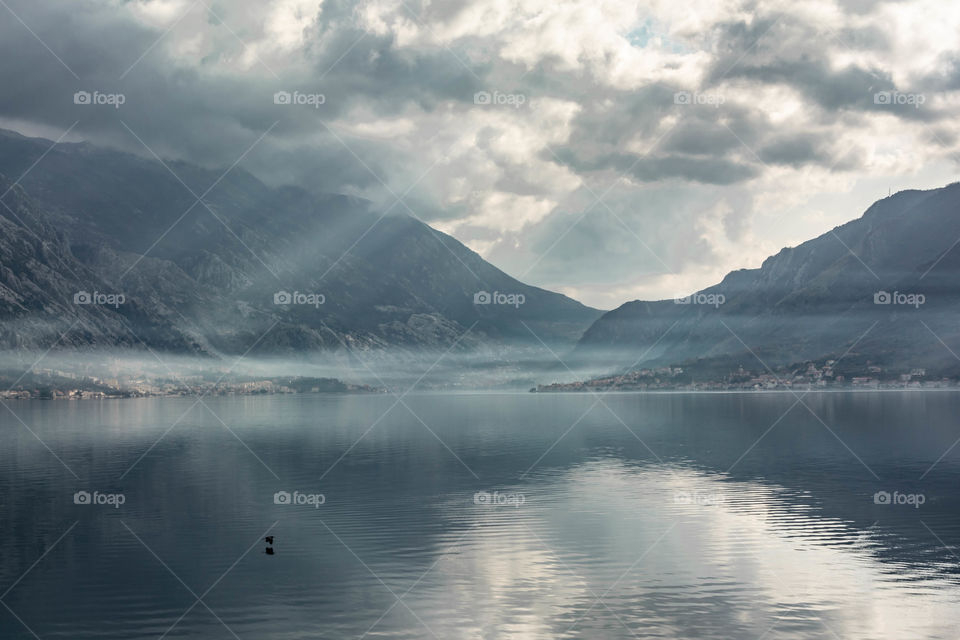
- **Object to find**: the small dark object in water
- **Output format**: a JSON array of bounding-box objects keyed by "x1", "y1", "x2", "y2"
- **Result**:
[
  {"x1": 265, "y1": 547, "x2": 274, "y2": 555},
  {"x1": 265, "y1": 536, "x2": 274, "y2": 544}
]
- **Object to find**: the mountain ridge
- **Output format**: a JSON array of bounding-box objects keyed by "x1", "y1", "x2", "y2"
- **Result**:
[
  {"x1": 574, "y1": 181, "x2": 960, "y2": 375},
  {"x1": 0, "y1": 127, "x2": 601, "y2": 357}
]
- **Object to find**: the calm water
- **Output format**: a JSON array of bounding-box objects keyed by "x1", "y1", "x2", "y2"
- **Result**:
[{"x1": 2, "y1": 391, "x2": 960, "y2": 639}]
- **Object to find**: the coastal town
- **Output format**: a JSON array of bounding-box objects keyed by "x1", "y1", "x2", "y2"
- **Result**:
[
  {"x1": 2, "y1": 360, "x2": 956, "y2": 399},
  {"x1": 533, "y1": 361, "x2": 955, "y2": 393},
  {"x1": 0, "y1": 367, "x2": 379, "y2": 399}
]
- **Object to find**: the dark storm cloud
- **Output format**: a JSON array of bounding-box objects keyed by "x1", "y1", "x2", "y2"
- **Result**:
[
  {"x1": 920, "y1": 54, "x2": 960, "y2": 92},
  {"x1": 0, "y1": 0, "x2": 484, "y2": 195},
  {"x1": 0, "y1": 0, "x2": 958, "y2": 309},
  {"x1": 537, "y1": 85, "x2": 764, "y2": 186},
  {"x1": 659, "y1": 121, "x2": 745, "y2": 158},
  {"x1": 560, "y1": 84, "x2": 676, "y2": 151},
  {"x1": 835, "y1": 0, "x2": 911, "y2": 15},
  {"x1": 597, "y1": 152, "x2": 760, "y2": 186},
  {"x1": 547, "y1": 99, "x2": 765, "y2": 186},
  {"x1": 705, "y1": 11, "x2": 943, "y2": 123},
  {"x1": 757, "y1": 133, "x2": 835, "y2": 167},
  {"x1": 0, "y1": 0, "x2": 945, "y2": 197},
  {"x1": 708, "y1": 16, "x2": 886, "y2": 110}
]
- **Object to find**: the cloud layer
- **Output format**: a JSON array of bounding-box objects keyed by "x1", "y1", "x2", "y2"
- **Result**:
[{"x1": 1, "y1": 0, "x2": 959, "y2": 308}]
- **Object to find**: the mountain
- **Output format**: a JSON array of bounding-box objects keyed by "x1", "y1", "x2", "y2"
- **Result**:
[
  {"x1": 574, "y1": 182, "x2": 960, "y2": 376},
  {"x1": 0, "y1": 128, "x2": 600, "y2": 356}
]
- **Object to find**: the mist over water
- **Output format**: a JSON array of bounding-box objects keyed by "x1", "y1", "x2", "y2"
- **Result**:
[{"x1": 0, "y1": 348, "x2": 618, "y2": 393}]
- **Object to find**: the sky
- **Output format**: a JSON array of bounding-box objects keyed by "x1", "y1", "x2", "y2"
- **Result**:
[{"x1": 0, "y1": 0, "x2": 958, "y2": 309}]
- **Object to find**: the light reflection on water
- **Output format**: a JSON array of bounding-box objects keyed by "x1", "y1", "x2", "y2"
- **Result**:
[{"x1": 1, "y1": 391, "x2": 959, "y2": 639}]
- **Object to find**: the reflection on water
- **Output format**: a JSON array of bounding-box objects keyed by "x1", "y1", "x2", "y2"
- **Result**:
[{"x1": 1, "y1": 391, "x2": 959, "y2": 639}]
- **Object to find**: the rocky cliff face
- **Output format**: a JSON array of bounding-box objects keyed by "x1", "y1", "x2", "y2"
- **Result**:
[
  {"x1": 0, "y1": 128, "x2": 600, "y2": 356},
  {"x1": 575, "y1": 182, "x2": 960, "y2": 372}
]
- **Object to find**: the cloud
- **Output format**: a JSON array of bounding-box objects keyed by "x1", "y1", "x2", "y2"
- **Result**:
[{"x1": 0, "y1": 0, "x2": 958, "y2": 308}]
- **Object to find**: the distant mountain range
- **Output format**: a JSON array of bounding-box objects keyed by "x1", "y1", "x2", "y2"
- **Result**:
[
  {"x1": 574, "y1": 181, "x2": 960, "y2": 377},
  {"x1": 0, "y1": 128, "x2": 600, "y2": 357},
  {"x1": 4, "y1": 126, "x2": 959, "y2": 379}
]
